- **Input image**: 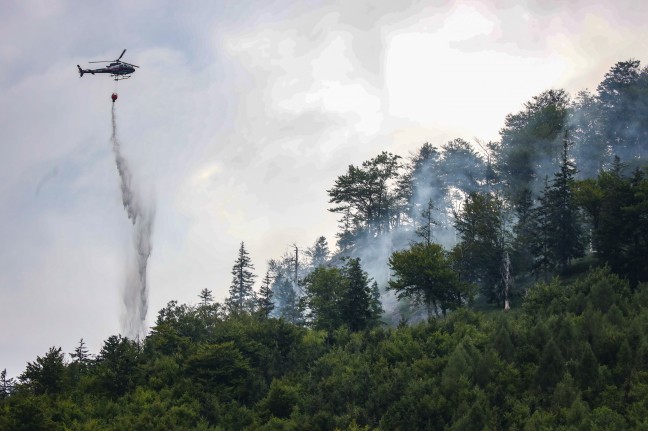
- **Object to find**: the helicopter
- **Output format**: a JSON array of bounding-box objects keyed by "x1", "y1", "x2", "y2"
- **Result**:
[{"x1": 77, "y1": 49, "x2": 139, "y2": 81}]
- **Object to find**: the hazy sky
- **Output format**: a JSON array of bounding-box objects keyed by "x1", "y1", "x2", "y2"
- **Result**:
[{"x1": 1, "y1": 0, "x2": 646, "y2": 376}]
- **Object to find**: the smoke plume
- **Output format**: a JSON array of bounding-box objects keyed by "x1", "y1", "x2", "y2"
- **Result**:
[{"x1": 111, "y1": 104, "x2": 155, "y2": 339}]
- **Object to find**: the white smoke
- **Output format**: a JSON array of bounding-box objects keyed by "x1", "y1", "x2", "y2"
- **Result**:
[{"x1": 111, "y1": 104, "x2": 155, "y2": 339}]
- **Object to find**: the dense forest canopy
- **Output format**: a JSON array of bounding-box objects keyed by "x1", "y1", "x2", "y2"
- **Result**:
[{"x1": 2, "y1": 59, "x2": 648, "y2": 430}]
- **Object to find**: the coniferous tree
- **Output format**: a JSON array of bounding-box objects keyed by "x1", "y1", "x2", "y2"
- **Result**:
[
  {"x1": 305, "y1": 236, "x2": 330, "y2": 268},
  {"x1": 0, "y1": 368, "x2": 15, "y2": 399},
  {"x1": 95, "y1": 335, "x2": 139, "y2": 398},
  {"x1": 272, "y1": 273, "x2": 300, "y2": 323},
  {"x1": 226, "y1": 242, "x2": 257, "y2": 315},
  {"x1": 452, "y1": 192, "x2": 507, "y2": 304},
  {"x1": 570, "y1": 89, "x2": 607, "y2": 178},
  {"x1": 19, "y1": 346, "x2": 66, "y2": 395},
  {"x1": 544, "y1": 134, "x2": 585, "y2": 271},
  {"x1": 328, "y1": 151, "x2": 402, "y2": 244},
  {"x1": 492, "y1": 321, "x2": 515, "y2": 362},
  {"x1": 625, "y1": 168, "x2": 648, "y2": 283},
  {"x1": 440, "y1": 138, "x2": 485, "y2": 196},
  {"x1": 369, "y1": 280, "x2": 384, "y2": 326},
  {"x1": 578, "y1": 162, "x2": 648, "y2": 285},
  {"x1": 302, "y1": 259, "x2": 382, "y2": 331},
  {"x1": 68, "y1": 338, "x2": 92, "y2": 382},
  {"x1": 496, "y1": 89, "x2": 570, "y2": 206},
  {"x1": 301, "y1": 266, "x2": 346, "y2": 331},
  {"x1": 196, "y1": 288, "x2": 220, "y2": 322},
  {"x1": 67, "y1": 338, "x2": 92, "y2": 383},
  {"x1": 70, "y1": 338, "x2": 91, "y2": 366},
  {"x1": 531, "y1": 176, "x2": 553, "y2": 282},
  {"x1": 198, "y1": 289, "x2": 214, "y2": 307},
  {"x1": 536, "y1": 338, "x2": 565, "y2": 392},
  {"x1": 268, "y1": 257, "x2": 301, "y2": 322},
  {"x1": 257, "y1": 270, "x2": 274, "y2": 318},
  {"x1": 596, "y1": 59, "x2": 648, "y2": 160},
  {"x1": 415, "y1": 199, "x2": 437, "y2": 246},
  {"x1": 406, "y1": 142, "x2": 446, "y2": 224},
  {"x1": 340, "y1": 258, "x2": 377, "y2": 331},
  {"x1": 511, "y1": 188, "x2": 535, "y2": 275}
]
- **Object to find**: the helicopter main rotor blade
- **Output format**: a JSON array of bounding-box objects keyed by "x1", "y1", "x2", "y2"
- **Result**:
[
  {"x1": 88, "y1": 60, "x2": 112, "y2": 63},
  {"x1": 118, "y1": 49, "x2": 126, "y2": 61}
]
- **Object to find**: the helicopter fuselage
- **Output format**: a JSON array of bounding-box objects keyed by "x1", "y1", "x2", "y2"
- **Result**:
[
  {"x1": 79, "y1": 63, "x2": 135, "y2": 77},
  {"x1": 77, "y1": 50, "x2": 138, "y2": 81}
]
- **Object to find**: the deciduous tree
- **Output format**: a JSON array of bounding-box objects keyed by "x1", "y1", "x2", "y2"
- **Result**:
[{"x1": 389, "y1": 242, "x2": 467, "y2": 316}]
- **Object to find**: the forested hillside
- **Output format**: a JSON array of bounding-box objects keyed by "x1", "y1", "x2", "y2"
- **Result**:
[{"x1": 2, "y1": 59, "x2": 648, "y2": 430}]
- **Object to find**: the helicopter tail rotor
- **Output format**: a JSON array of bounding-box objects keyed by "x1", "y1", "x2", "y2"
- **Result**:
[{"x1": 77, "y1": 65, "x2": 84, "y2": 77}]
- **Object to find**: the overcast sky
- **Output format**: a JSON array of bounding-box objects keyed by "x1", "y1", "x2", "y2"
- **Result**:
[{"x1": 1, "y1": 0, "x2": 647, "y2": 376}]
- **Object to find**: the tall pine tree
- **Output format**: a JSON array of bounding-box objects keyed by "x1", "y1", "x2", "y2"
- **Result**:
[
  {"x1": 226, "y1": 242, "x2": 257, "y2": 315},
  {"x1": 544, "y1": 134, "x2": 585, "y2": 271},
  {"x1": 340, "y1": 258, "x2": 380, "y2": 331},
  {"x1": 257, "y1": 271, "x2": 274, "y2": 318},
  {"x1": 531, "y1": 176, "x2": 553, "y2": 282},
  {"x1": 452, "y1": 192, "x2": 507, "y2": 304}
]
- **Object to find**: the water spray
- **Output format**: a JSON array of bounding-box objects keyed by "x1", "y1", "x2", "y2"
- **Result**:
[{"x1": 110, "y1": 101, "x2": 154, "y2": 339}]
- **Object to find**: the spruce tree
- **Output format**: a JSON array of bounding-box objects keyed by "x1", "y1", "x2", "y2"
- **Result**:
[
  {"x1": 198, "y1": 288, "x2": 214, "y2": 307},
  {"x1": 531, "y1": 176, "x2": 553, "y2": 282},
  {"x1": 340, "y1": 258, "x2": 375, "y2": 331},
  {"x1": 226, "y1": 242, "x2": 257, "y2": 315},
  {"x1": 257, "y1": 270, "x2": 274, "y2": 318},
  {"x1": 369, "y1": 281, "x2": 384, "y2": 326},
  {"x1": 19, "y1": 346, "x2": 66, "y2": 395},
  {"x1": 452, "y1": 192, "x2": 506, "y2": 304},
  {"x1": 0, "y1": 368, "x2": 15, "y2": 399},
  {"x1": 70, "y1": 338, "x2": 91, "y2": 366},
  {"x1": 536, "y1": 338, "x2": 565, "y2": 392},
  {"x1": 545, "y1": 134, "x2": 585, "y2": 271},
  {"x1": 511, "y1": 188, "x2": 535, "y2": 274},
  {"x1": 272, "y1": 272, "x2": 300, "y2": 323},
  {"x1": 306, "y1": 236, "x2": 330, "y2": 268},
  {"x1": 415, "y1": 199, "x2": 437, "y2": 245}
]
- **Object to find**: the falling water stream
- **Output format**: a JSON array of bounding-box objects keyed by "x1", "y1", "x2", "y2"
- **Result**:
[{"x1": 111, "y1": 103, "x2": 154, "y2": 339}]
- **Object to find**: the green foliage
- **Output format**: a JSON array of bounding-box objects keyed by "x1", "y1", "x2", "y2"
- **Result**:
[
  {"x1": 94, "y1": 335, "x2": 140, "y2": 398},
  {"x1": 305, "y1": 236, "x2": 330, "y2": 268},
  {"x1": 0, "y1": 370, "x2": 14, "y2": 400},
  {"x1": 389, "y1": 242, "x2": 468, "y2": 316},
  {"x1": 328, "y1": 151, "x2": 402, "y2": 247},
  {"x1": 339, "y1": 258, "x2": 377, "y2": 332},
  {"x1": 302, "y1": 258, "x2": 381, "y2": 332},
  {"x1": 185, "y1": 342, "x2": 250, "y2": 395},
  {"x1": 440, "y1": 138, "x2": 485, "y2": 194},
  {"x1": 227, "y1": 242, "x2": 257, "y2": 315},
  {"x1": 540, "y1": 135, "x2": 586, "y2": 271},
  {"x1": 257, "y1": 271, "x2": 275, "y2": 318},
  {"x1": 301, "y1": 266, "x2": 346, "y2": 331},
  {"x1": 452, "y1": 192, "x2": 507, "y2": 304},
  {"x1": 4, "y1": 266, "x2": 648, "y2": 429},
  {"x1": 496, "y1": 88, "x2": 570, "y2": 205},
  {"x1": 576, "y1": 164, "x2": 648, "y2": 285},
  {"x1": 18, "y1": 347, "x2": 66, "y2": 396}
]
